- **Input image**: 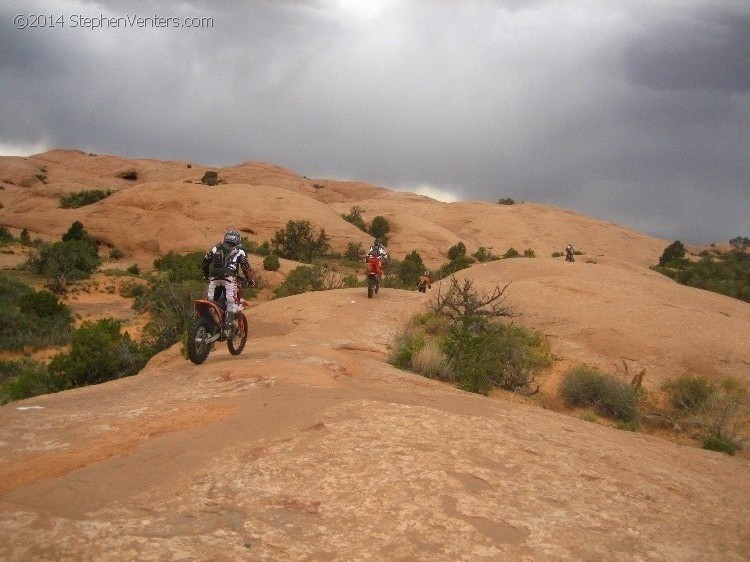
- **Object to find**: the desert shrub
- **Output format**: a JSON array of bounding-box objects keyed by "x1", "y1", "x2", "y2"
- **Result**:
[
  {"x1": 552, "y1": 251, "x2": 564, "y2": 258},
  {"x1": 342, "y1": 206, "x2": 367, "y2": 232},
  {"x1": 391, "y1": 280, "x2": 549, "y2": 395},
  {"x1": 136, "y1": 279, "x2": 204, "y2": 354},
  {"x1": 272, "y1": 263, "x2": 343, "y2": 298},
  {"x1": 263, "y1": 253, "x2": 280, "y2": 271},
  {"x1": 435, "y1": 255, "x2": 475, "y2": 278},
  {"x1": 153, "y1": 251, "x2": 205, "y2": 282},
  {"x1": 411, "y1": 341, "x2": 452, "y2": 380},
  {"x1": 27, "y1": 239, "x2": 100, "y2": 292},
  {"x1": 48, "y1": 318, "x2": 148, "y2": 387},
  {"x1": 61, "y1": 221, "x2": 93, "y2": 244},
  {"x1": 0, "y1": 274, "x2": 73, "y2": 351},
  {"x1": 271, "y1": 220, "x2": 330, "y2": 263},
  {"x1": 367, "y1": 215, "x2": 391, "y2": 244},
  {"x1": 19, "y1": 229, "x2": 31, "y2": 245},
  {"x1": 663, "y1": 374, "x2": 716, "y2": 411},
  {"x1": 201, "y1": 171, "x2": 218, "y2": 186},
  {"x1": 432, "y1": 276, "x2": 516, "y2": 330},
  {"x1": 126, "y1": 264, "x2": 140, "y2": 275},
  {"x1": 398, "y1": 250, "x2": 425, "y2": 288},
  {"x1": 443, "y1": 322, "x2": 551, "y2": 394},
  {"x1": 497, "y1": 198, "x2": 515, "y2": 205},
  {"x1": 523, "y1": 248, "x2": 536, "y2": 258},
  {"x1": 701, "y1": 434, "x2": 738, "y2": 455},
  {"x1": 668, "y1": 376, "x2": 748, "y2": 455},
  {"x1": 246, "y1": 240, "x2": 271, "y2": 256},
  {"x1": 109, "y1": 247, "x2": 125, "y2": 260},
  {"x1": 344, "y1": 242, "x2": 364, "y2": 262},
  {"x1": 658, "y1": 240, "x2": 687, "y2": 267},
  {"x1": 473, "y1": 247, "x2": 498, "y2": 262},
  {"x1": 59, "y1": 189, "x2": 113, "y2": 208},
  {"x1": 504, "y1": 247, "x2": 520, "y2": 258},
  {"x1": 388, "y1": 328, "x2": 425, "y2": 370},
  {"x1": 0, "y1": 226, "x2": 13, "y2": 244},
  {"x1": 559, "y1": 365, "x2": 640, "y2": 422},
  {"x1": 411, "y1": 311, "x2": 451, "y2": 336},
  {"x1": 119, "y1": 279, "x2": 147, "y2": 298},
  {"x1": 0, "y1": 359, "x2": 64, "y2": 404},
  {"x1": 447, "y1": 242, "x2": 467, "y2": 261},
  {"x1": 273, "y1": 266, "x2": 312, "y2": 298}
]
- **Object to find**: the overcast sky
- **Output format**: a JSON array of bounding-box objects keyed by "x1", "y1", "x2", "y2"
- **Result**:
[{"x1": 2, "y1": 0, "x2": 748, "y2": 243}]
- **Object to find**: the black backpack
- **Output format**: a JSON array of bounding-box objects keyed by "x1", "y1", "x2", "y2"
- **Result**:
[{"x1": 209, "y1": 242, "x2": 235, "y2": 278}]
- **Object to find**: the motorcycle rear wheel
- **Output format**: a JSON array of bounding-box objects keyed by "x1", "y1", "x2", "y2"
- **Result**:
[
  {"x1": 367, "y1": 276, "x2": 375, "y2": 298},
  {"x1": 228, "y1": 313, "x2": 248, "y2": 355},
  {"x1": 187, "y1": 318, "x2": 212, "y2": 364}
]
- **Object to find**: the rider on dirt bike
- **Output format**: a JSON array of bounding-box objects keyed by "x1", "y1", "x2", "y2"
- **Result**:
[
  {"x1": 366, "y1": 238, "x2": 389, "y2": 265},
  {"x1": 201, "y1": 229, "x2": 256, "y2": 337},
  {"x1": 417, "y1": 270, "x2": 431, "y2": 292},
  {"x1": 565, "y1": 243, "x2": 575, "y2": 262}
]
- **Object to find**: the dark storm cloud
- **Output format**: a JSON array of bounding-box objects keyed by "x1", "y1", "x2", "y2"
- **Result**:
[
  {"x1": 1, "y1": 0, "x2": 748, "y2": 243},
  {"x1": 626, "y1": 10, "x2": 750, "y2": 93}
]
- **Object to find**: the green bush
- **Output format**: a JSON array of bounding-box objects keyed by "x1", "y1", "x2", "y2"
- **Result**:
[
  {"x1": 27, "y1": 239, "x2": 100, "y2": 291},
  {"x1": 435, "y1": 255, "x2": 474, "y2": 278},
  {"x1": 201, "y1": 171, "x2": 218, "y2": 186},
  {"x1": 271, "y1": 220, "x2": 330, "y2": 263},
  {"x1": 504, "y1": 248, "x2": 520, "y2": 258},
  {"x1": 523, "y1": 248, "x2": 536, "y2": 258},
  {"x1": 473, "y1": 247, "x2": 498, "y2": 262},
  {"x1": 701, "y1": 434, "x2": 738, "y2": 455},
  {"x1": 0, "y1": 226, "x2": 13, "y2": 245},
  {"x1": 559, "y1": 365, "x2": 640, "y2": 422},
  {"x1": 388, "y1": 328, "x2": 425, "y2": 370},
  {"x1": 119, "y1": 279, "x2": 147, "y2": 298},
  {"x1": 263, "y1": 253, "x2": 281, "y2": 271},
  {"x1": 368, "y1": 215, "x2": 391, "y2": 243},
  {"x1": 443, "y1": 322, "x2": 551, "y2": 395},
  {"x1": 658, "y1": 240, "x2": 687, "y2": 267},
  {"x1": 49, "y1": 318, "x2": 148, "y2": 387},
  {"x1": 398, "y1": 250, "x2": 425, "y2": 288},
  {"x1": 60, "y1": 189, "x2": 113, "y2": 208},
  {"x1": 342, "y1": 206, "x2": 367, "y2": 232},
  {"x1": 127, "y1": 264, "x2": 140, "y2": 275},
  {"x1": 663, "y1": 374, "x2": 716, "y2": 411},
  {"x1": 153, "y1": 251, "x2": 205, "y2": 282},
  {"x1": 344, "y1": 242, "x2": 364, "y2": 262},
  {"x1": 0, "y1": 274, "x2": 73, "y2": 351},
  {"x1": 0, "y1": 359, "x2": 65, "y2": 404},
  {"x1": 447, "y1": 242, "x2": 467, "y2": 261},
  {"x1": 497, "y1": 198, "x2": 515, "y2": 205},
  {"x1": 136, "y1": 279, "x2": 204, "y2": 354}
]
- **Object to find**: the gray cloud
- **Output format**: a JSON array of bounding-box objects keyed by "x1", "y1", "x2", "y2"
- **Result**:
[{"x1": 1, "y1": 0, "x2": 748, "y2": 243}]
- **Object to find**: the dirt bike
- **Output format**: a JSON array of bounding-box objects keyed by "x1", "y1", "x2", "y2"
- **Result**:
[
  {"x1": 187, "y1": 279, "x2": 250, "y2": 364},
  {"x1": 565, "y1": 248, "x2": 575, "y2": 262},
  {"x1": 367, "y1": 270, "x2": 380, "y2": 298}
]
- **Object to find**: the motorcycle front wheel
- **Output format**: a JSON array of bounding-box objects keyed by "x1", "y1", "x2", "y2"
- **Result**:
[
  {"x1": 228, "y1": 313, "x2": 248, "y2": 355},
  {"x1": 187, "y1": 317, "x2": 212, "y2": 364}
]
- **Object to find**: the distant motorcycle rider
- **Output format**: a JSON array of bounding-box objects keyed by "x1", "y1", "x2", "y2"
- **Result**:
[
  {"x1": 201, "y1": 229, "x2": 256, "y2": 337},
  {"x1": 417, "y1": 270, "x2": 432, "y2": 293},
  {"x1": 366, "y1": 238, "x2": 389, "y2": 264},
  {"x1": 565, "y1": 243, "x2": 575, "y2": 262}
]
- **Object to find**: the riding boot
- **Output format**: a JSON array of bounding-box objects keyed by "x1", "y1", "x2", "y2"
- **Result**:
[{"x1": 224, "y1": 310, "x2": 235, "y2": 338}]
